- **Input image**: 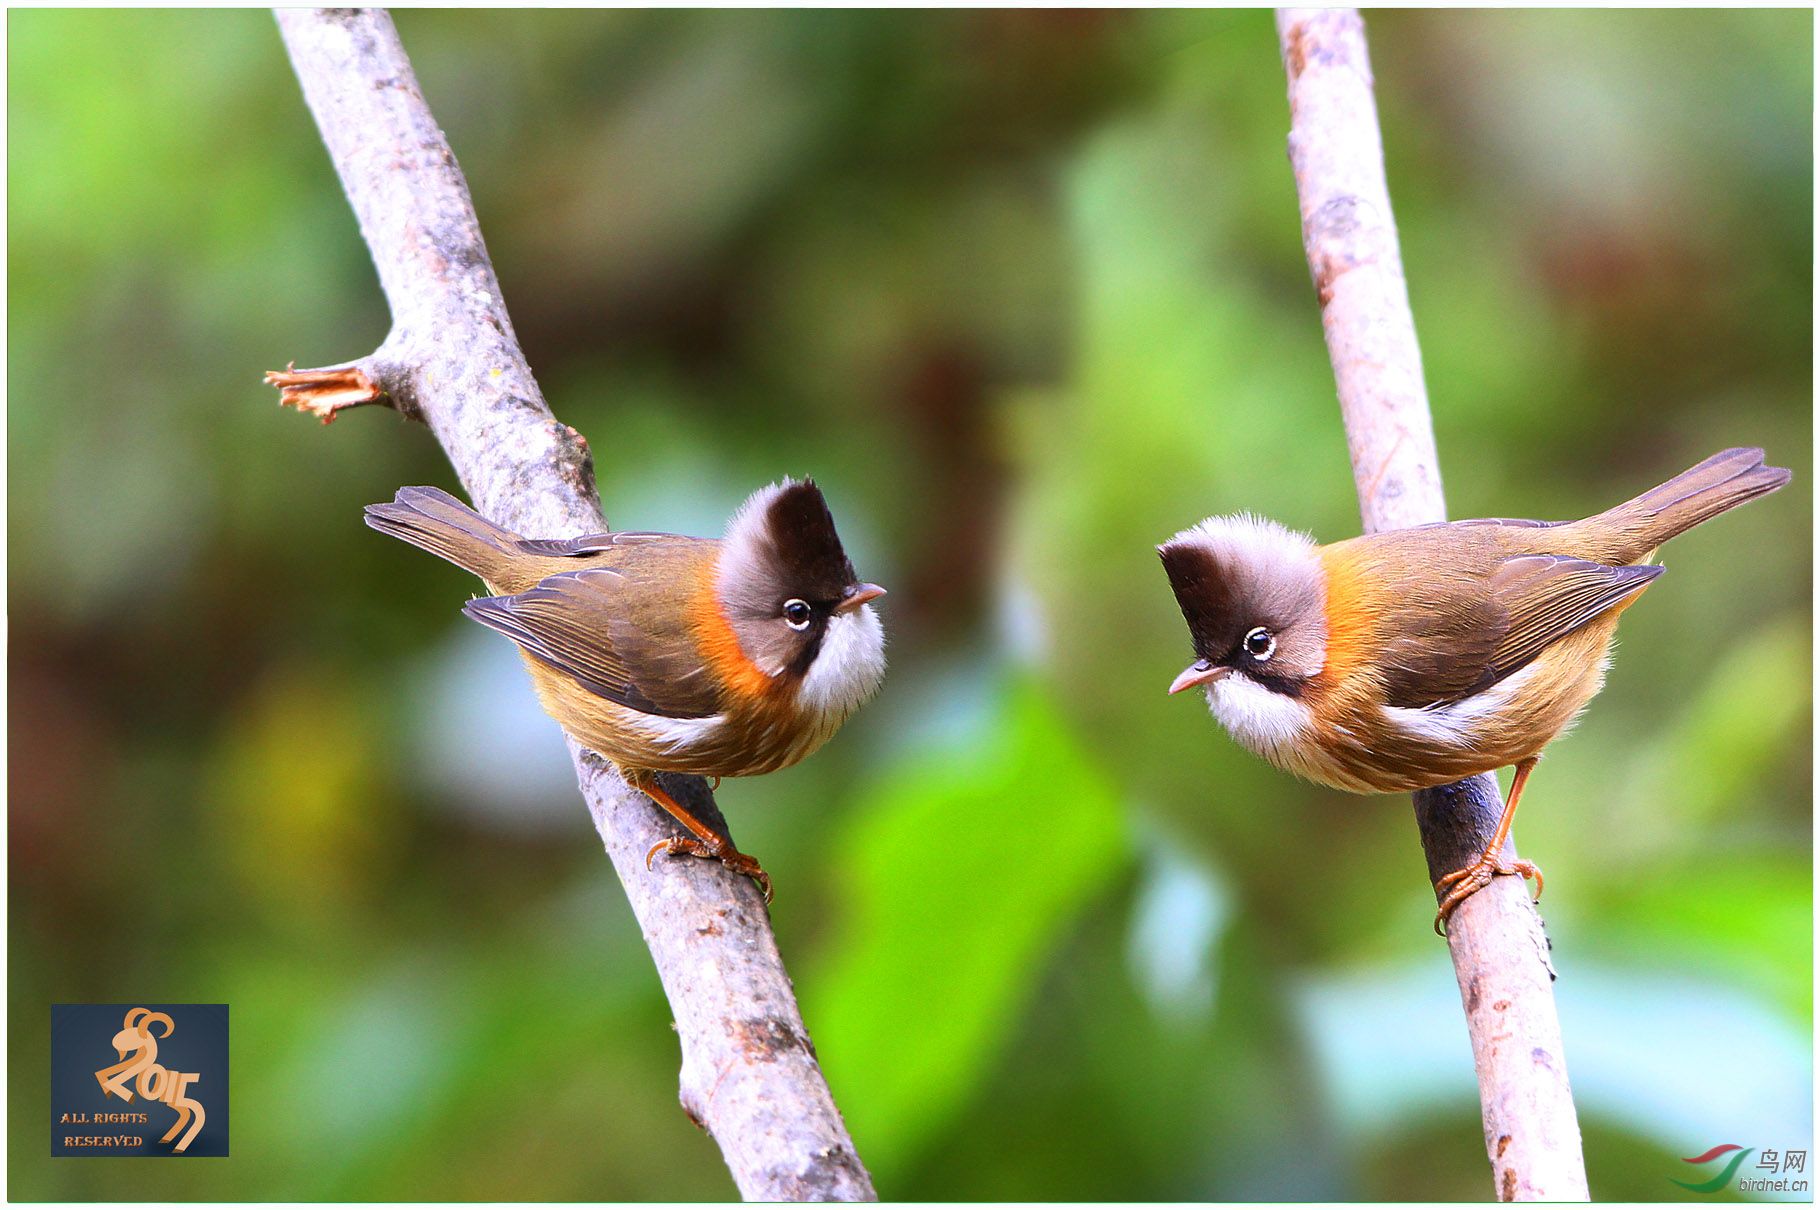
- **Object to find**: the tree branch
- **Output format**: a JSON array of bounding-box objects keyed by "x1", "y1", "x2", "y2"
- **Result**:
[
  {"x1": 1275, "y1": 9, "x2": 1588, "y2": 1202},
  {"x1": 268, "y1": 9, "x2": 875, "y2": 1200}
]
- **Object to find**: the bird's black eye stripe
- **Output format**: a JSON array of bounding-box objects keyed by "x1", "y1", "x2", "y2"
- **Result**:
[{"x1": 783, "y1": 598, "x2": 813, "y2": 629}]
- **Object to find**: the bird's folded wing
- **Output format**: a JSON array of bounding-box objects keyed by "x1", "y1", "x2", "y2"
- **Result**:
[
  {"x1": 1485, "y1": 553, "x2": 1663, "y2": 680},
  {"x1": 513, "y1": 530, "x2": 683, "y2": 557},
  {"x1": 1377, "y1": 552, "x2": 1660, "y2": 711},
  {"x1": 463, "y1": 567, "x2": 723, "y2": 719}
]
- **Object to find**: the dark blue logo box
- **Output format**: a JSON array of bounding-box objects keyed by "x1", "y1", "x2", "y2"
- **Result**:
[{"x1": 50, "y1": 1004, "x2": 229, "y2": 1157}]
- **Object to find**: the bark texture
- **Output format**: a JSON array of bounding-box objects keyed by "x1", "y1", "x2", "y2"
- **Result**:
[
  {"x1": 270, "y1": 9, "x2": 875, "y2": 1200},
  {"x1": 1275, "y1": 8, "x2": 1589, "y2": 1202}
]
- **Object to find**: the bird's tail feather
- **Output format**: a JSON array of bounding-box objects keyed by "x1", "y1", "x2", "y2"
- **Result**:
[
  {"x1": 1592, "y1": 447, "x2": 1790, "y2": 562},
  {"x1": 363, "y1": 486, "x2": 524, "y2": 585}
]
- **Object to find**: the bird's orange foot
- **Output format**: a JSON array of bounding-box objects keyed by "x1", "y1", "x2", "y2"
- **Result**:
[
  {"x1": 1433, "y1": 857, "x2": 1544, "y2": 935},
  {"x1": 644, "y1": 836, "x2": 773, "y2": 903}
]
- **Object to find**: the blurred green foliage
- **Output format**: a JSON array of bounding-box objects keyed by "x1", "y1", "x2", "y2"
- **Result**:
[
  {"x1": 808, "y1": 678, "x2": 1127, "y2": 1181},
  {"x1": 9, "y1": 8, "x2": 1810, "y2": 1201}
]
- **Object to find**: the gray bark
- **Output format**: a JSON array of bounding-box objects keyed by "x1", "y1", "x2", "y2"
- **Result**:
[
  {"x1": 1275, "y1": 8, "x2": 1589, "y2": 1201},
  {"x1": 269, "y1": 9, "x2": 875, "y2": 1200}
]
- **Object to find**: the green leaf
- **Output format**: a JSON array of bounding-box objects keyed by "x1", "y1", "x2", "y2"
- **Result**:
[{"x1": 804, "y1": 675, "x2": 1130, "y2": 1182}]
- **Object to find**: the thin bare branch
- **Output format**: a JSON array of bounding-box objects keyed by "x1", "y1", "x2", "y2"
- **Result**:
[
  {"x1": 1275, "y1": 8, "x2": 1589, "y2": 1201},
  {"x1": 269, "y1": 9, "x2": 874, "y2": 1200}
]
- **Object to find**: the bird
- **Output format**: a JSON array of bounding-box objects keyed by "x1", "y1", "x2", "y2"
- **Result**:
[
  {"x1": 365, "y1": 479, "x2": 887, "y2": 901},
  {"x1": 1157, "y1": 447, "x2": 1790, "y2": 930}
]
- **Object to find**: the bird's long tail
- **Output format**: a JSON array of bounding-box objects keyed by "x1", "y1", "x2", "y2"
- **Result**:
[
  {"x1": 363, "y1": 486, "x2": 525, "y2": 587},
  {"x1": 1588, "y1": 447, "x2": 1791, "y2": 563}
]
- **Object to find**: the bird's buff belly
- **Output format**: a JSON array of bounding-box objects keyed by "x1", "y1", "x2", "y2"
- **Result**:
[
  {"x1": 523, "y1": 656, "x2": 842, "y2": 778},
  {"x1": 1210, "y1": 626, "x2": 1614, "y2": 794}
]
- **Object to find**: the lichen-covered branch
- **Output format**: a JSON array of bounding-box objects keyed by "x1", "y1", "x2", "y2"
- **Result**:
[
  {"x1": 269, "y1": 9, "x2": 874, "y2": 1200},
  {"x1": 1275, "y1": 8, "x2": 1589, "y2": 1202}
]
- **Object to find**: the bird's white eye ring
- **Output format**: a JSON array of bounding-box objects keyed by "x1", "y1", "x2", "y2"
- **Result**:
[
  {"x1": 783, "y1": 599, "x2": 813, "y2": 630},
  {"x1": 1244, "y1": 627, "x2": 1275, "y2": 660}
]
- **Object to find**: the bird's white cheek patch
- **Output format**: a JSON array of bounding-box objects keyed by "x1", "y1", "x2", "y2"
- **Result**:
[
  {"x1": 1207, "y1": 673, "x2": 1315, "y2": 757},
  {"x1": 796, "y1": 604, "x2": 887, "y2": 718}
]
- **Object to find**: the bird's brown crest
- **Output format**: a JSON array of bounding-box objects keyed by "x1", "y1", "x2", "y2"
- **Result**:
[
  {"x1": 1157, "y1": 514, "x2": 1328, "y2": 683},
  {"x1": 719, "y1": 480, "x2": 858, "y2": 622}
]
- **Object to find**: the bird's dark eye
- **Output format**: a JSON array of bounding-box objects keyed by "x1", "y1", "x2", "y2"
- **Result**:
[
  {"x1": 783, "y1": 599, "x2": 813, "y2": 630},
  {"x1": 1244, "y1": 627, "x2": 1275, "y2": 660}
]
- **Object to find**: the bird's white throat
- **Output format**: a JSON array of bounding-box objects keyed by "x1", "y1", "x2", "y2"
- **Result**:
[
  {"x1": 796, "y1": 604, "x2": 886, "y2": 719},
  {"x1": 1205, "y1": 671, "x2": 1315, "y2": 759}
]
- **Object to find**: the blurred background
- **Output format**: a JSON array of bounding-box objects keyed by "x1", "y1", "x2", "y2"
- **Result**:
[{"x1": 9, "y1": 8, "x2": 1811, "y2": 1201}]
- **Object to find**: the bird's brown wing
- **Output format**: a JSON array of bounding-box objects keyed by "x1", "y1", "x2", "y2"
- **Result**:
[
  {"x1": 1368, "y1": 520, "x2": 1667, "y2": 709},
  {"x1": 1373, "y1": 602, "x2": 1504, "y2": 709},
  {"x1": 513, "y1": 531, "x2": 679, "y2": 557},
  {"x1": 1483, "y1": 554, "x2": 1662, "y2": 680},
  {"x1": 1376, "y1": 551, "x2": 1660, "y2": 709},
  {"x1": 462, "y1": 562, "x2": 724, "y2": 719}
]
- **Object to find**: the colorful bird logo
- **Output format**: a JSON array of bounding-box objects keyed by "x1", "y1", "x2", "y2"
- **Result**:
[{"x1": 1672, "y1": 1144, "x2": 1754, "y2": 1193}]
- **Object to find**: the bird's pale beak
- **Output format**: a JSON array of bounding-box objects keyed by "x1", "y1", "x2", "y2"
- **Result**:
[
  {"x1": 1169, "y1": 660, "x2": 1229, "y2": 695},
  {"x1": 836, "y1": 583, "x2": 886, "y2": 614}
]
